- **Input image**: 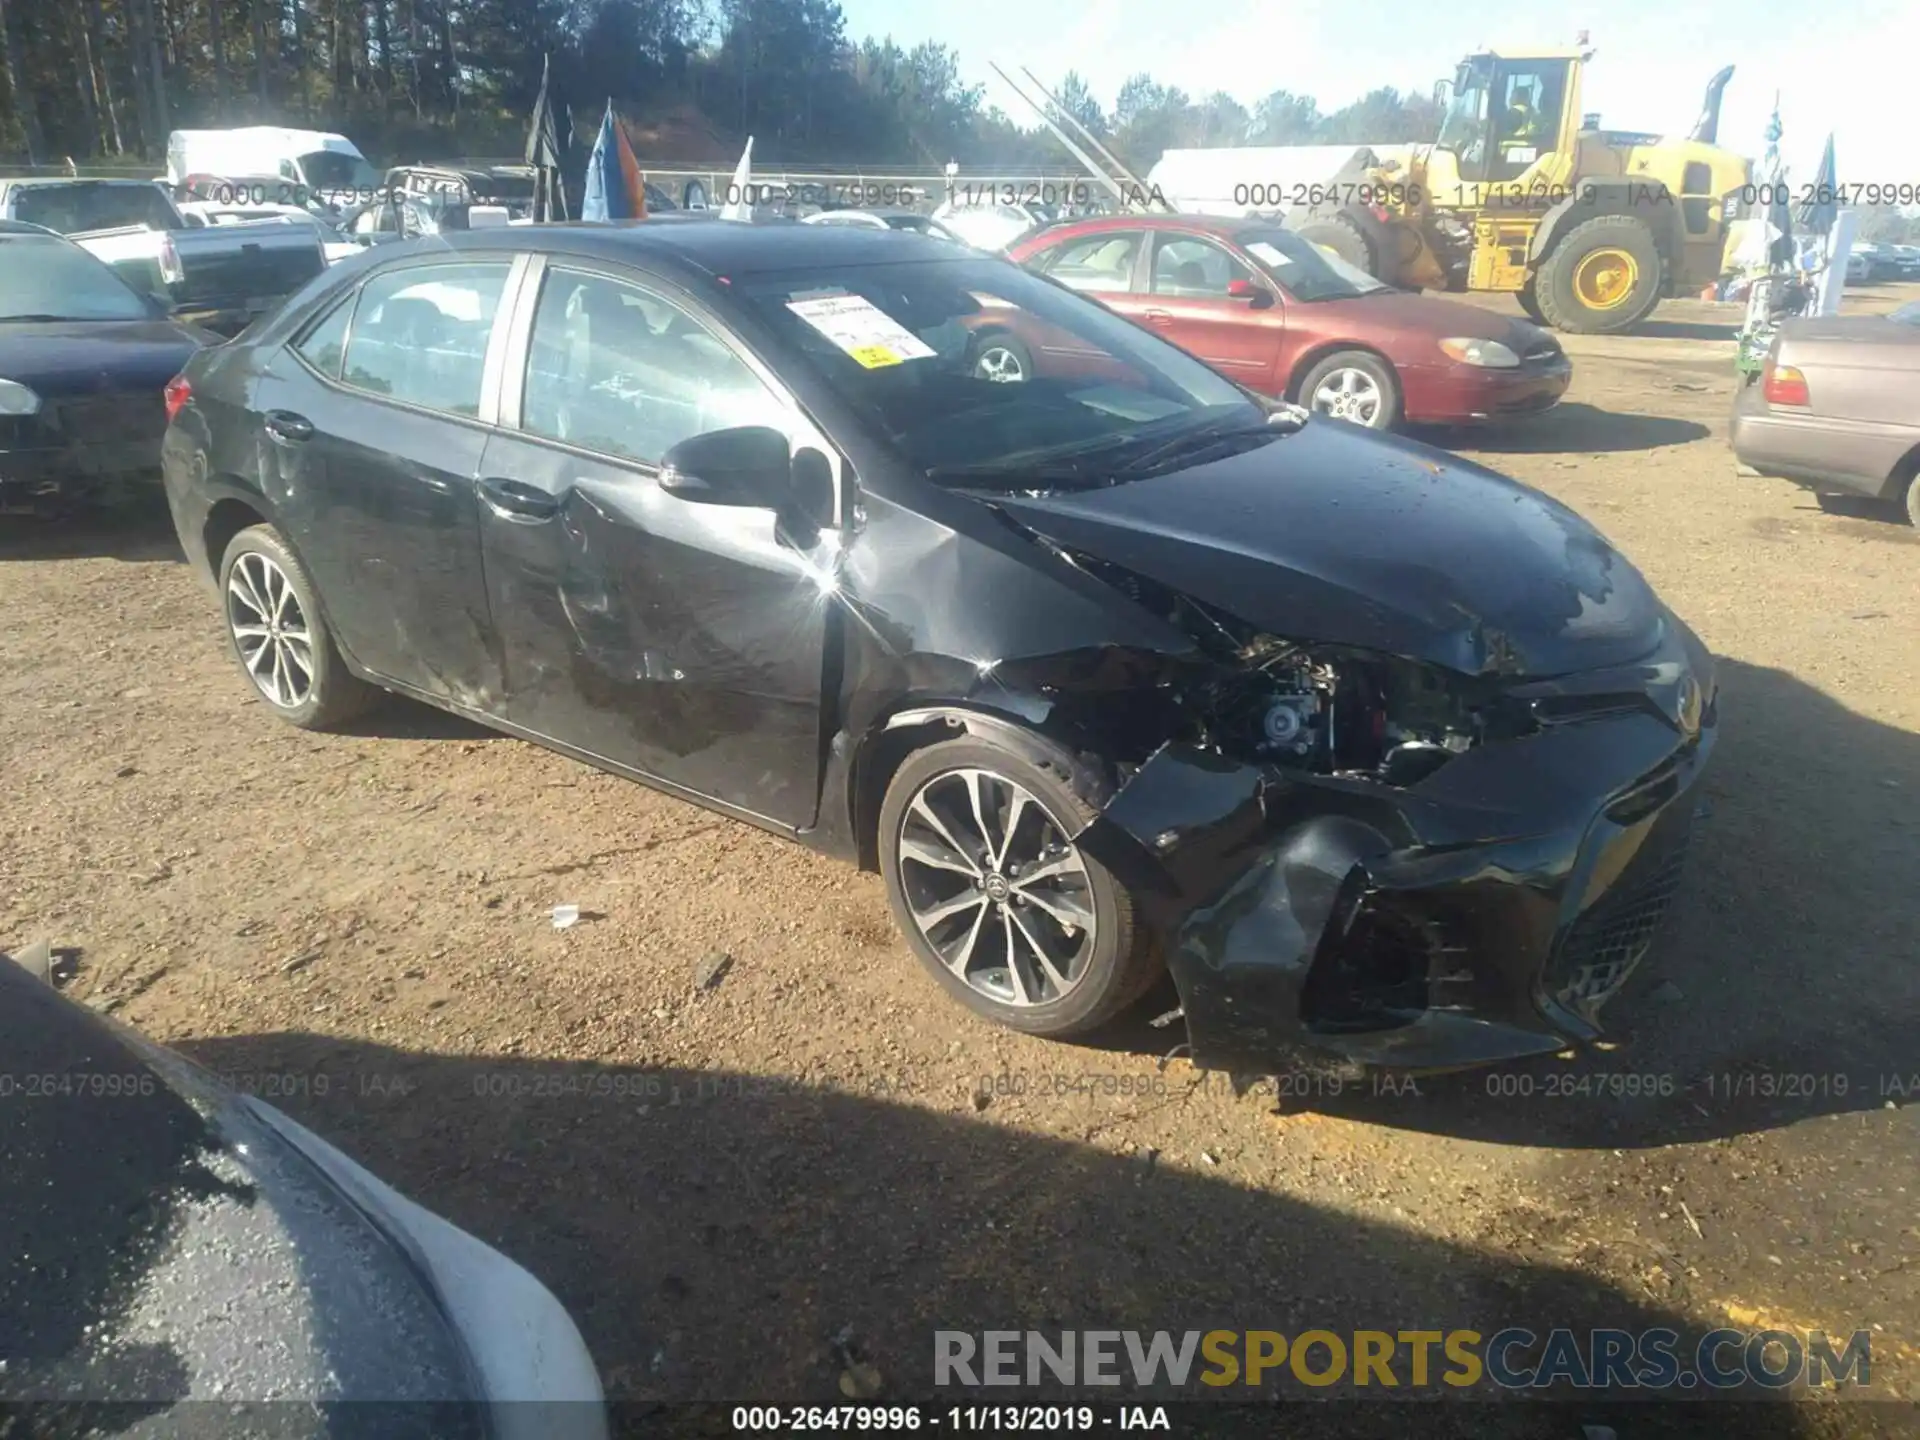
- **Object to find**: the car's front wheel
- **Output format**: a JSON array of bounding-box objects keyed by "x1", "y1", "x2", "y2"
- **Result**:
[
  {"x1": 1299, "y1": 350, "x2": 1401, "y2": 430},
  {"x1": 218, "y1": 524, "x2": 378, "y2": 730},
  {"x1": 878, "y1": 736, "x2": 1160, "y2": 1037}
]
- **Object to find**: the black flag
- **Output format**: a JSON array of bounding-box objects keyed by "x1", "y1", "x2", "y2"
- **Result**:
[
  {"x1": 525, "y1": 53, "x2": 573, "y2": 220},
  {"x1": 527, "y1": 53, "x2": 564, "y2": 166}
]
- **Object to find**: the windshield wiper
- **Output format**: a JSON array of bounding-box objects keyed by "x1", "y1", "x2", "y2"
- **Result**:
[
  {"x1": 924, "y1": 432, "x2": 1144, "y2": 483},
  {"x1": 1111, "y1": 415, "x2": 1285, "y2": 474}
]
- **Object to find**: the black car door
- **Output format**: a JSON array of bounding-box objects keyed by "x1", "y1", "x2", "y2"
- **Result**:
[
  {"x1": 258, "y1": 255, "x2": 519, "y2": 708},
  {"x1": 473, "y1": 257, "x2": 843, "y2": 830}
]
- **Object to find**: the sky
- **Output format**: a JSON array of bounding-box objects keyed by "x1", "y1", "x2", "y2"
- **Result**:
[{"x1": 834, "y1": 0, "x2": 1918, "y2": 187}]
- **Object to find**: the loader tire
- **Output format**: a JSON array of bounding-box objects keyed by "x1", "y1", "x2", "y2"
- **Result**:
[
  {"x1": 1518, "y1": 278, "x2": 1547, "y2": 325},
  {"x1": 1297, "y1": 213, "x2": 1381, "y2": 279},
  {"x1": 1532, "y1": 214, "x2": 1665, "y2": 334}
]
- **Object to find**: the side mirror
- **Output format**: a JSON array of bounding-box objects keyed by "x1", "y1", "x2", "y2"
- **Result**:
[
  {"x1": 659, "y1": 426, "x2": 794, "y2": 509},
  {"x1": 1226, "y1": 278, "x2": 1275, "y2": 309},
  {"x1": 1432, "y1": 78, "x2": 1453, "y2": 107}
]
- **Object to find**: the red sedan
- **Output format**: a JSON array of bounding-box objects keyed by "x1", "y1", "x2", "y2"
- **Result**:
[{"x1": 1002, "y1": 215, "x2": 1570, "y2": 430}]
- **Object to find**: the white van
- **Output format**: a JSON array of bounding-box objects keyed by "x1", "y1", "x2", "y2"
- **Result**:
[{"x1": 165, "y1": 128, "x2": 383, "y2": 204}]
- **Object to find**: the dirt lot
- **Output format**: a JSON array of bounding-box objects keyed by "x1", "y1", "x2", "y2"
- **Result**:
[{"x1": 4, "y1": 283, "x2": 1918, "y2": 1432}]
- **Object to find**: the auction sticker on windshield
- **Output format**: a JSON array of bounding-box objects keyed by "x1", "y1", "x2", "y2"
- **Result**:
[
  {"x1": 786, "y1": 293, "x2": 936, "y2": 369},
  {"x1": 1246, "y1": 241, "x2": 1292, "y2": 268}
]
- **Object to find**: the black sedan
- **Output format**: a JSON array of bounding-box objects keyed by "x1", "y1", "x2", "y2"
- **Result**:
[
  {"x1": 160, "y1": 222, "x2": 1717, "y2": 1074},
  {"x1": 0, "y1": 950, "x2": 606, "y2": 1429},
  {"x1": 0, "y1": 220, "x2": 210, "y2": 511}
]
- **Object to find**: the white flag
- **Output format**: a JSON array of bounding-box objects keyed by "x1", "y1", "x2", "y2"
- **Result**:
[{"x1": 719, "y1": 137, "x2": 755, "y2": 222}]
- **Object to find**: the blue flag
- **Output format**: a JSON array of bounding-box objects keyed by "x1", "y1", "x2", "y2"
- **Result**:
[{"x1": 581, "y1": 100, "x2": 646, "y2": 221}]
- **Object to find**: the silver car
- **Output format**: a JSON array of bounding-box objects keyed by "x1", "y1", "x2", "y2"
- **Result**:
[{"x1": 1731, "y1": 300, "x2": 1920, "y2": 526}]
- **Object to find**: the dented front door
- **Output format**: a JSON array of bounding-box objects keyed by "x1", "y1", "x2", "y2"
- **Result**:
[{"x1": 473, "y1": 262, "x2": 835, "y2": 829}]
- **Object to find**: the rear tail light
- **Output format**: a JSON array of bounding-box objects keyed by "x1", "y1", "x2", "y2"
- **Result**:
[
  {"x1": 163, "y1": 375, "x2": 192, "y2": 422},
  {"x1": 1762, "y1": 360, "x2": 1810, "y2": 407},
  {"x1": 157, "y1": 233, "x2": 185, "y2": 286}
]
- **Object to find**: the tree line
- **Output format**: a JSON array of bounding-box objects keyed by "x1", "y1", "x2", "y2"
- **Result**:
[{"x1": 0, "y1": 0, "x2": 1448, "y2": 169}]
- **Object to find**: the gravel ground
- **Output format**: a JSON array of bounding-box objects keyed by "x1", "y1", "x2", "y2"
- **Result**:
[{"x1": 3, "y1": 284, "x2": 1917, "y2": 1434}]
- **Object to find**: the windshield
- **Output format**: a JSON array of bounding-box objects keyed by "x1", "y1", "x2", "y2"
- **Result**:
[
  {"x1": 469, "y1": 174, "x2": 536, "y2": 203},
  {"x1": 299, "y1": 150, "x2": 382, "y2": 191},
  {"x1": 0, "y1": 234, "x2": 152, "y2": 321},
  {"x1": 1237, "y1": 228, "x2": 1391, "y2": 301},
  {"x1": 11, "y1": 182, "x2": 177, "y2": 235},
  {"x1": 1436, "y1": 56, "x2": 1493, "y2": 157},
  {"x1": 735, "y1": 257, "x2": 1263, "y2": 485}
]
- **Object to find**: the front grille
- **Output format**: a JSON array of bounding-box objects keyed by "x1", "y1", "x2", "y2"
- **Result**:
[{"x1": 1554, "y1": 847, "x2": 1689, "y2": 1017}]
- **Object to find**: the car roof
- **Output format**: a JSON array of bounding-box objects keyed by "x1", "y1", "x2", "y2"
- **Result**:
[
  {"x1": 402, "y1": 220, "x2": 971, "y2": 275},
  {"x1": 1027, "y1": 212, "x2": 1247, "y2": 240},
  {"x1": 391, "y1": 162, "x2": 534, "y2": 179},
  {"x1": 1, "y1": 176, "x2": 158, "y2": 189},
  {"x1": 0, "y1": 218, "x2": 70, "y2": 236}
]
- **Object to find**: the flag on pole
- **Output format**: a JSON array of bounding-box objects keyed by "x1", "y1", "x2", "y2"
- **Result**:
[
  {"x1": 718, "y1": 137, "x2": 755, "y2": 222},
  {"x1": 581, "y1": 101, "x2": 649, "y2": 221},
  {"x1": 525, "y1": 53, "x2": 573, "y2": 221},
  {"x1": 526, "y1": 54, "x2": 564, "y2": 168}
]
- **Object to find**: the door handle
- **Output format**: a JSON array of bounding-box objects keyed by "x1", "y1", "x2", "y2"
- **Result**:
[
  {"x1": 1143, "y1": 309, "x2": 1175, "y2": 325},
  {"x1": 476, "y1": 475, "x2": 561, "y2": 523},
  {"x1": 264, "y1": 410, "x2": 314, "y2": 443}
]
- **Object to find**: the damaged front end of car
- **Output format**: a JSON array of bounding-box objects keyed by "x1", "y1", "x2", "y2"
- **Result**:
[{"x1": 1033, "y1": 540, "x2": 1719, "y2": 1076}]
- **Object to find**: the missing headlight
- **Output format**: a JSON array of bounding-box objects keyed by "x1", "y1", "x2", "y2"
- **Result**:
[{"x1": 1032, "y1": 541, "x2": 1527, "y2": 785}]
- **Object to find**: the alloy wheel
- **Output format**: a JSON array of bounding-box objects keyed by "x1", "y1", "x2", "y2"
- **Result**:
[
  {"x1": 973, "y1": 345, "x2": 1027, "y2": 383},
  {"x1": 226, "y1": 551, "x2": 315, "y2": 709},
  {"x1": 1311, "y1": 367, "x2": 1385, "y2": 426},
  {"x1": 895, "y1": 767, "x2": 1096, "y2": 1007}
]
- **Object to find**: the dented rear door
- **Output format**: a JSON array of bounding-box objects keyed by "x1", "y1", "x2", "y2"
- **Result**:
[{"x1": 474, "y1": 259, "x2": 839, "y2": 829}]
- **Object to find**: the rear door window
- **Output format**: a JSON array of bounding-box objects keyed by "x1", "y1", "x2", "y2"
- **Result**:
[{"x1": 339, "y1": 262, "x2": 510, "y2": 416}]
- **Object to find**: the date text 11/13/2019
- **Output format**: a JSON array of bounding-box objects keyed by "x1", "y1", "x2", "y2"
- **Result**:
[{"x1": 727, "y1": 1405, "x2": 1171, "y2": 1431}]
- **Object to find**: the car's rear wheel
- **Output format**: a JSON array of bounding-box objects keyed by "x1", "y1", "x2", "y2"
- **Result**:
[
  {"x1": 878, "y1": 737, "x2": 1159, "y2": 1038},
  {"x1": 1298, "y1": 350, "x2": 1401, "y2": 430},
  {"x1": 969, "y1": 331, "x2": 1032, "y2": 384},
  {"x1": 219, "y1": 524, "x2": 378, "y2": 730},
  {"x1": 1906, "y1": 473, "x2": 1920, "y2": 529}
]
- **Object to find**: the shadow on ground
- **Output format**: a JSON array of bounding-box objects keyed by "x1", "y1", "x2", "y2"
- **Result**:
[
  {"x1": 173, "y1": 1037, "x2": 1867, "y2": 1436},
  {"x1": 1424, "y1": 403, "x2": 1711, "y2": 456},
  {"x1": 1630, "y1": 319, "x2": 1743, "y2": 342},
  {"x1": 1080, "y1": 658, "x2": 1920, "y2": 1155},
  {"x1": 0, "y1": 498, "x2": 183, "y2": 564}
]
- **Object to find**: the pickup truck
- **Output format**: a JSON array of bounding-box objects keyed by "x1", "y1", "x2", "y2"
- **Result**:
[{"x1": 0, "y1": 178, "x2": 326, "y2": 335}]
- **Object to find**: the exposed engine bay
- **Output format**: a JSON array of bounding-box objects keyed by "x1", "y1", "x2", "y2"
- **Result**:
[{"x1": 1065, "y1": 550, "x2": 1512, "y2": 786}]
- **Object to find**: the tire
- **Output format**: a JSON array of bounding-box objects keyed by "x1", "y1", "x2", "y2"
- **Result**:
[
  {"x1": 1905, "y1": 473, "x2": 1920, "y2": 529},
  {"x1": 1517, "y1": 278, "x2": 1547, "y2": 325},
  {"x1": 1297, "y1": 349, "x2": 1402, "y2": 431},
  {"x1": 877, "y1": 736, "x2": 1160, "y2": 1038},
  {"x1": 1531, "y1": 214, "x2": 1665, "y2": 334},
  {"x1": 217, "y1": 524, "x2": 378, "y2": 730},
  {"x1": 1296, "y1": 213, "x2": 1380, "y2": 277},
  {"x1": 969, "y1": 331, "x2": 1032, "y2": 384}
]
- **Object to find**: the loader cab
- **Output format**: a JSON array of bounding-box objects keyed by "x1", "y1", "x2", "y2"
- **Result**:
[{"x1": 1435, "y1": 52, "x2": 1581, "y2": 186}]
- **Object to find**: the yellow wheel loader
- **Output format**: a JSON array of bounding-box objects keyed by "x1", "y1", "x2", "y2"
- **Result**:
[{"x1": 1292, "y1": 45, "x2": 1753, "y2": 334}]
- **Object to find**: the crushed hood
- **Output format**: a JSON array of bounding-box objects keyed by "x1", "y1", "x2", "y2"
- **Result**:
[{"x1": 986, "y1": 420, "x2": 1666, "y2": 678}]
